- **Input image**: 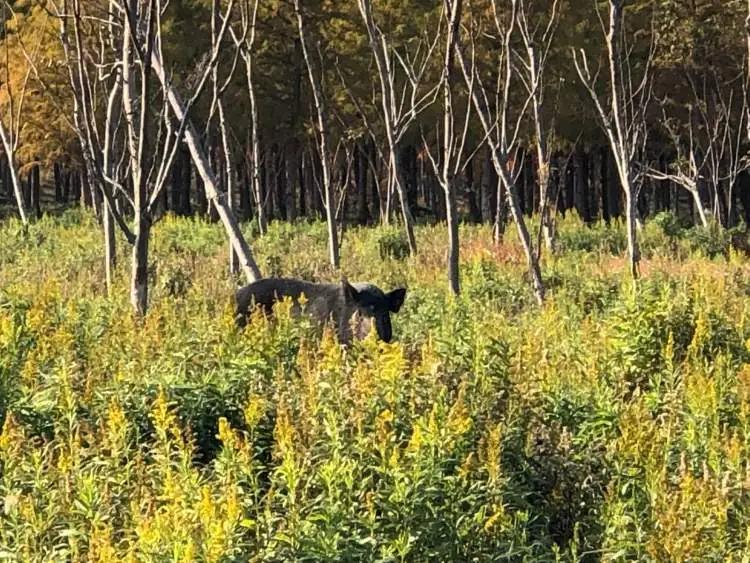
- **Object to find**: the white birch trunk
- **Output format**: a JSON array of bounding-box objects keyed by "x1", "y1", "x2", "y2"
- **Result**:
[
  {"x1": 245, "y1": 61, "x2": 265, "y2": 234},
  {"x1": 150, "y1": 49, "x2": 263, "y2": 283},
  {"x1": 452, "y1": 17, "x2": 545, "y2": 304},
  {"x1": 0, "y1": 120, "x2": 28, "y2": 225},
  {"x1": 122, "y1": 0, "x2": 150, "y2": 315},
  {"x1": 294, "y1": 0, "x2": 340, "y2": 268},
  {"x1": 358, "y1": 0, "x2": 417, "y2": 254},
  {"x1": 691, "y1": 188, "x2": 710, "y2": 228},
  {"x1": 235, "y1": 0, "x2": 266, "y2": 234},
  {"x1": 526, "y1": 43, "x2": 554, "y2": 254},
  {"x1": 219, "y1": 102, "x2": 239, "y2": 274},
  {"x1": 606, "y1": 0, "x2": 640, "y2": 280},
  {"x1": 573, "y1": 0, "x2": 649, "y2": 284},
  {"x1": 443, "y1": 0, "x2": 462, "y2": 295},
  {"x1": 102, "y1": 68, "x2": 122, "y2": 294}
]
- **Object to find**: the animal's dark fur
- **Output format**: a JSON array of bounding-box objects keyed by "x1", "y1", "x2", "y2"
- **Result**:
[{"x1": 234, "y1": 277, "x2": 407, "y2": 343}]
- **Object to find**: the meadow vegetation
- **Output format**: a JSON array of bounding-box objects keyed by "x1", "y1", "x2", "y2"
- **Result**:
[{"x1": 1, "y1": 210, "x2": 750, "y2": 560}]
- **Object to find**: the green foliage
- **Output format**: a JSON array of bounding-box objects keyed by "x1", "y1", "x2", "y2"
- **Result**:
[
  {"x1": 649, "y1": 210, "x2": 685, "y2": 237},
  {"x1": 463, "y1": 257, "x2": 530, "y2": 313},
  {"x1": 555, "y1": 213, "x2": 627, "y2": 255},
  {"x1": 683, "y1": 223, "x2": 732, "y2": 259},
  {"x1": 377, "y1": 227, "x2": 410, "y2": 260},
  {"x1": 641, "y1": 213, "x2": 750, "y2": 260},
  {"x1": 2, "y1": 214, "x2": 750, "y2": 559}
]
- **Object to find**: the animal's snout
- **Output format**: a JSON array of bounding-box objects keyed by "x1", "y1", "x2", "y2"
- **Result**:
[{"x1": 375, "y1": 314, "x2": 393, "y2": 343}]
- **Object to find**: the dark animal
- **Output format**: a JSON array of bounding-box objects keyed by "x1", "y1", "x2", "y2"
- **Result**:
[{"x1": 234, "y1": 277, "x2": 407, "y2": 343}]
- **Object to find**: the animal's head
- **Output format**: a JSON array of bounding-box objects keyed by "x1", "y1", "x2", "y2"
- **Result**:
[{"x1": 342, "y1": 279, "x2": 407, "y2": 343}]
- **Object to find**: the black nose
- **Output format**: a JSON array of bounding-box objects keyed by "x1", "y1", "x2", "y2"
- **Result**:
[{"x1": 376, "y1": 314, "x2": 392, "y2": 342}]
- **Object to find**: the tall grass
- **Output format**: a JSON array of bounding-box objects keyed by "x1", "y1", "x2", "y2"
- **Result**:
[{"x1": 1, "y1": 210, "x2": 750, "y2": 560}]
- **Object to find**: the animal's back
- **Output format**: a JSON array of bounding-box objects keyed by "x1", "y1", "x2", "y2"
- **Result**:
[{"x1": 234, "y1": 278, "x2": 342, "y2": 326}]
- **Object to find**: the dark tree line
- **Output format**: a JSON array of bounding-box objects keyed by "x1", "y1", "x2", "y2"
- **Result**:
[{"x1": 4, "y1": 141, "x2": 741, "y2": 231}]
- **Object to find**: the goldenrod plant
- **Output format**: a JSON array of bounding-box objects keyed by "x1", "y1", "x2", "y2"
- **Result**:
[{"x1": 2, "y1": 211, "x2": 750, "y2": 559}]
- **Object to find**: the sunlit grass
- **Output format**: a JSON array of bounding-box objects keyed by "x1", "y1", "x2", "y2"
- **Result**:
[{"x1": 1, "y1": 209, "x2": 750, "y2": 560}]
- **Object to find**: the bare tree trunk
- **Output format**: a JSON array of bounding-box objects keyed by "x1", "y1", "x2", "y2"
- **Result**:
[
  {"x1": 498, "y1": 156, "x2": 545, "y2": 303},
  {"x1": 0, "y1": 121, "x2": 28, "y2": 225},
  {"x1": 88, "y1": 170, "x2": 100, "y2": 219},
  {"x1": 383, "y1": 164, "x2": 393, "y2": 225},
  {"x1": 690, "y1": 188, "x2": 710, "y2": 227},
  {"x1": 625, "y1": 190, "x2": 639, "y2": 279},
  {"x1": 453, "y1": 4, "x2": 545, "y2": 304},
  {"x1": 294, "y1": 0, "x2": 340, "y2": 268},
  {"x1": 446, "y1": 183, "x2": 459, "y2": 293},
  {"x1": 103, "y1": 200, "x2": 116, "y2": 290},
  {"x1": 573, "y1": 0, "x2": 651, "y2": 283},
  {"x1": 0, "y1": 0, "x2": 35, "y2": 226},
  {"x1": 262, "y1": 149, "x2": 273, "y2": 221},
  {"x1": 66, "y1": 0, "x2": 112, "y2": 228},
  {"x1": 102, "y1": 54, "x2": 122, "y2": 295},
  {"x1": 392, "y1": 151, "x2": 417, "y2": 252},
  {"x1": 80, "y1": 170, "x2": 92, "y2": 208},
  {"x1": 493, "y1": 176, "x2": 507, "y2": 243},
  {"x1": 480, "y1": 147, "x2": 493, "y2": 223},
  {"x1": 247, "y1": 77, "x2": 264, "y2": 232},
  {"x1": 285, "y1": 37, "x2": 302, "y2": 222},
  {"x1": 443, "y1": 0, "x2": 463, "y2": 295},
  {"x1": 358, "y1": 0, "x2": 419, "y2": 255},
  {"x1": 607, "y1": 1, "x2": 640, "y2": 279},
  {"x1": 122, "y1": 0, "x2": 151, "y2": 315},
  {"x1": 212, "y1": 0, "x2": 239, "y2": 275},
  {"x1": 150, "y1": 50, "x2": 262, "y2": 283},
  {"x1": 128, "y1": 190, "x2": 150, "y2": 317},
  {"x1": 539, "y1": 158, "x2": 554, "y2": 251},
  {"x1": 53, "y1": 0, "x2": 139, "y2": 304},
  {"x1": 235, "y1": 0, "x2": 266, "y2": 235},
  {"x1": 130, "y1": 219, "x2": 151, "y2": 316}
]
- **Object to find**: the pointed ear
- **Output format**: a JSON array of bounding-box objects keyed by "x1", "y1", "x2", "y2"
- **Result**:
[
  {"x1": 341, "y1": 278, "x2": 359, "y2": 304},
  {"x1": 387, "y1": 287, "x2": 407, "y2": 313}
]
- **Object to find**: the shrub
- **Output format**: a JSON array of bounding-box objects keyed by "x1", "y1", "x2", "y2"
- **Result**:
[
  {"x1": 542, "y1": 211, "x2": 625, "y2": 255},
  {"x1": 377, "y1": 228, "x2": 410, "y2": 260},
  {"x1": 683, "y1": 222, "x2": 730, "y2": 258},
  {"x1": 650, "y1": 210, "x2": 685, "y2": 237}
]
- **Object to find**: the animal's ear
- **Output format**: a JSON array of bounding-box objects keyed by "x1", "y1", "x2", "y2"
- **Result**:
[
  {"x1": 341, "y1": 278, "x2": 359, "y2": 303},
  {"x1": 386, "y1": 287, "x2": 407, "y2": 313}
]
